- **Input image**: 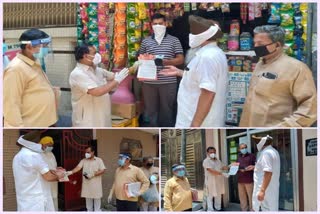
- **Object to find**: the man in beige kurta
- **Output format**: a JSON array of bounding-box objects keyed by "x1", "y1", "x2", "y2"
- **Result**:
[
  {"x1": 66, "y1": 146, "x2": 106, "y2": 211},
  {"x1": 108, "y1": 153, "x2": 150, "y2": 211},
  {"x1": 4, "y1": 29, "x2": 58, "y2": 127},
  {"x1": 203, "y1": 147, "x2": 228, "y2": 211},
  {"x1": 240, "y1": 25, "x2": 317, "y2": 127}
]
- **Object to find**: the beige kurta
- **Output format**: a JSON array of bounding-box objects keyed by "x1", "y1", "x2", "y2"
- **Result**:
[
  {"x1": 112, "y1": 164, "x2": 150, "y2": 202},
  {"x1": 240, "y1": 53, "x2": 317, "y2": 127},
  {"x1": 4, "y1": 54, "x2": 58, "y2": 127},
  {"x1": 41, "y1": 152, "x2": 58, "y2": 198},
  {"x1": 163, "y1": 176, "x2": 193, "y2": 211},
  {"x1": 203, "y1": 157, "x2": 225, "y2": 197},
  {"x1": 78, "y1": 157, "x2": 106, "y2": 199},
  {"x1": 69, "y1": 63, "x2": 114, "y2": 127}
]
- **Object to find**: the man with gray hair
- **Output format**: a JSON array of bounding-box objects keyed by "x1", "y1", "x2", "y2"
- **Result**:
[{"x1": 240, "y1": 25, "x2": 317, "y2": 127}]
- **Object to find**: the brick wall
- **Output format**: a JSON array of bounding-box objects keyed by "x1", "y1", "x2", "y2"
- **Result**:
[{"x1": 3, "y1": 129, "x2": 20, "y2": 211}]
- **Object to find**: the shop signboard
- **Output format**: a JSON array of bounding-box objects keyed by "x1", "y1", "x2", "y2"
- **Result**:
[{"x1": 306, "y1": 138, "x2": 317, "y2": 156}]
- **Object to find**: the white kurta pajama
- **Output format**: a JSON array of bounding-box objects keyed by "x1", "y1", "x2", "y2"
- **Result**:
[
  {"x1": 175, "y1": 42, "x2": 228, "y2": 127},
  {"x1": 13, "y1": 147, "x2": 55, "y2": 211},
  {"x1": 41, "y1": 152, "x2": 58, "y2": 211},
  {"x1": 69, "y1": 63, "x2": 114, "y2": 127},
  {"x1": 203, "y1": 157, "x2": 225, "y2": 211},
  {"x1": 77, "y1": 157, "x2": 106, "y2": 211},
  {"x1": 252, "y1": 146, "x2": 280, "y2": 211}
]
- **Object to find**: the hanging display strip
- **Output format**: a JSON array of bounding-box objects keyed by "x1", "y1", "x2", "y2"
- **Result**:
[
  {"x1": 76, "y1": 3, "x2": 310, "y2": 71},
  {"x1": 268, "y1": 3, "x2": 308, "y2": 62},
  {"x1": 226, "y1": 72, "x2": 252, "y2": 125}
]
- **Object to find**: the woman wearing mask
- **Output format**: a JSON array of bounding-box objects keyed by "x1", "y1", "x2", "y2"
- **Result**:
[{"x1": 69, "y1": 44, "x2": 129, "y2": 127}]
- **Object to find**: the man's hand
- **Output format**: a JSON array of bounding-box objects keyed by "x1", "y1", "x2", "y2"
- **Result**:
[
  {"x1": 114, "y1": 68, "x2": 129, "y2": 83},
  {"x1": 245, "y1": 165, "x2": 255, "y2": 171},
  {"x1": 65, "y1": 171, "x2": 73, "y2": 176},
  {"x1": 159, "y1": 65, "x2": 182, "y2": 77},
  {"x1": 55, "y1": 170, "x2": 65, "y2": 180},
  {"x1": 108, "y1": 194, "x2": 113, "y2": 203},
  {"x1": 257, "y1": 190, "x2": 265, "y2": 201}
]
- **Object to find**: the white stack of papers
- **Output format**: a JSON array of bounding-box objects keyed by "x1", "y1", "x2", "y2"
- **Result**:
[
  {"x1": 124, "y1": 182, "x2": 141, "y2": 198},
  {"x1": 137, "y1": 60, "x2": 157, "y2": 80}
]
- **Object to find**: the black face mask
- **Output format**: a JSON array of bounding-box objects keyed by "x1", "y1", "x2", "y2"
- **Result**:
[
  {"x1": 254, "y1": 42, "x2": 277, "y2": 58},
  {"x1": 146, "y1": 163, "x2": 153, "y2": 167}
]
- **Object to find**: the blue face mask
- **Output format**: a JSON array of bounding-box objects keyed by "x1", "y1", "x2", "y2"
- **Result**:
[
  {"x1": 176, "y1": 170, "x2": 185, "y2": 177},
  {"x1": 33, "y1": 47, "x2": 49, "y2": 59},
  {"x1": 240, "y1": 148, "x2": 248, "y2": 154},
  {"x1": 118, "y1": 158, "x2": 126, "y2": 166},
  {"x1": 3, "y1": 43, "x2": 8, "y2": 53}
]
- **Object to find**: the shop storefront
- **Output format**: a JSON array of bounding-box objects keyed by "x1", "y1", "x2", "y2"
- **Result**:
[{"x1": 220, "y1": 129, "x2": 317, "y2": 211}]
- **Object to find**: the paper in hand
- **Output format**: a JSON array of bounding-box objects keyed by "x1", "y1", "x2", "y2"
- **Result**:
[
  {"x1": 124, "y1": 182, "x2": 141, "y2": 198},
  {"x1": 137, "y1": 60, "x2": 157, "y2": 80},
  {"x1": 56, "y1": 168, "x2": 69, "y2": 182}
]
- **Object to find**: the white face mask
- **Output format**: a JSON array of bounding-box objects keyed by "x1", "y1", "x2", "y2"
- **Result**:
[
  {"x1": 17, "y1": 136, "x2": 44, "y2": 153},
  {"x1": 257, "y1": 135, "x2": 272, "y2": 151},
  {"x1": 45, "y1": 146, "x2": 53, "y2": 152},
  {"x1": 92, "y1": 53, "x2": 101, "y2": 65},
  {"x1": 209, "y1": 153, "x2": 216, "y2": 159},
  {"x1": 85, "y1": 153, "x2": 91, "y2": 159},
  {"x1": 152, "y1": 24, "x2": 166, "y2": 45},
  {"x1": 189, "y1": 24, "x2": 220, "y2": 49}
]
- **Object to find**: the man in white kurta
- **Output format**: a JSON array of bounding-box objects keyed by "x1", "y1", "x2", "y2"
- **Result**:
[
  {"x1": 13, "y1": 133, "x2": 63, "y2": 211},
  {"x1": 69, "y1": 44, "x2": 128, "y2": 127},
  {"x1": 40, "y1": 136, "x2": 58, "y2": 211},
  {"x1": 159, "y1": 15, "x2": 228, "y2": 127},
  {"x1": 252, "y1": 136, "x2": 280, "y2": 211},
  {"x1": 66, "y1": 146, "x2": 106, "y2": 211},
  {"x1": 202, "y1": 147, "x2": 227, "y2": 211}
]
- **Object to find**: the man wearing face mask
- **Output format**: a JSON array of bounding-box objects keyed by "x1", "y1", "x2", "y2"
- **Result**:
[
  {"x1": 240, "y1": 25, "x2": 317, "y2": 127},
  {"x1": 202, "y1": 147, "x2": 229, "y2": 211},
  {"x1": 13, "y1": 131, "x2": 65, "y2": 211},
  {"x1": 108, "y1": 153, "x2": 150, "y2": 211},
  {"x1": 236, "y1": 143, "x2": 256, "y2": 211},
  {"x1": 69, "y1": 44, "x2": 129, "y2": 127},
  {"x1": 160, "y1": 15, "x2": 228, "y2": 127},
  {"x1": 4, "y1": 28, "x2": 58, "y2": 127},
  {"x1": 163, "y1": 164, "x2": 193, "y2": 211},
  {"x1": 252, "y1": 135, "x2": 280, "y2": 211},
  {"x1": 39, "y1": 136, "x2": 58, "y2": 211},
  {"x1": 138, "y1": 13, "x2": 184, "y2": 127},
  {"x1": 66, "y1": 146, "x2": 106, "y2": 211},
  {"x1": 139, "y1": 156, "x2": 159, "y2": 211}
]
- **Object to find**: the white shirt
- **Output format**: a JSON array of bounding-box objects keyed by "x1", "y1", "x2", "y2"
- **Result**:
[
  {"x1": 253, "y1": 146, "x2": 280, "y2": 211},
  {"x1": 41, "y1": 152, "x2": 58, "y2": 198},
  {"x1": 202, "y1": 157, "x2": 225, "y2": 197},
  {"x1": 69, "y1": 63, "x2": 114, "y2": 127},
  {"x1": 13, "y1": 147, "x2": 54, "y2": 211},
  {"x1": 176, "y1": 43, "x2": 228, "y2": 127}
]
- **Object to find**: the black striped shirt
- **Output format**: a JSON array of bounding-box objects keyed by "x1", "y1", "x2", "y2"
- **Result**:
[{"x1": 139, "y1": 34, "x2": 183, "y2": 84}]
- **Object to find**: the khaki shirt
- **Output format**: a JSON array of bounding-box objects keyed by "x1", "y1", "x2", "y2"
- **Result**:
[
  {"x1": 112, "y1": 164, "x2": 150, "y2": 202},
  {"x1": 240, "y1": 53, "x2": 317, "y2": 127},
  {"x1": 69, "y1": 63, "x2": 114, "y2": 127},
  {"x1": 163, "y1": 176, "x2": 192, "y2": 211},
  {"x1": 139, "y1": 166, "x2": 160, "y2": 206},
  {"x1": 4, "y1": 54, "x2": 58, "y2": 127},
  {"x1": 77, "y1": 157, "x2": 106, "y2": 199}
]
